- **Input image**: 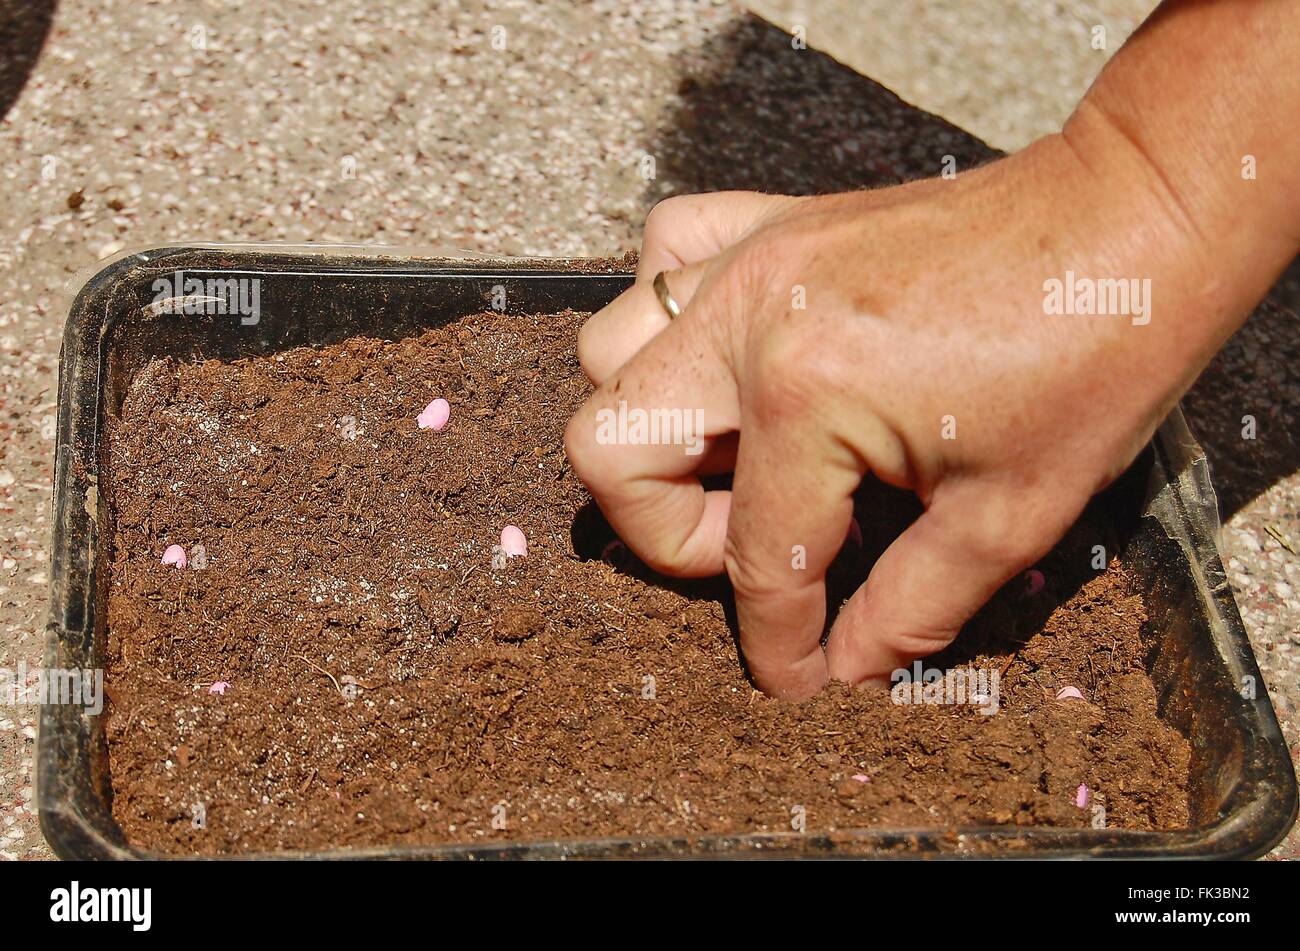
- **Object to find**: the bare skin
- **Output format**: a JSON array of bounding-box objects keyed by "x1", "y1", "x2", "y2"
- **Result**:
[{"x1": 565, "y1": 0, "x2": 1300, "y2": 699}]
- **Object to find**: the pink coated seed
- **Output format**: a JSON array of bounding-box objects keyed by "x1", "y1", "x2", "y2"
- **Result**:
[
  {"x1": 1075, "y1": 784, "x2": 1090, "y2": 809},
  {"x1": 208, "y1": 681, "x2": 229, "y2": 696},
  {"x1": 1055, "y1": 686, "x2": 1086, "y2": 702},
  {"x1": 850, "y1": 774, "x2": 871, "y2": 783},
  {"x1": 500, "y1": 525, "x2": 527, "y2": 558},
  {"x1": 417, "y1": 398, "x2": 451, "y2": 431},
  {"x1": 161, "y1": 544, "x2": 187, "y2": 569},
  {"x1": 1022, "y1": 569, "x2": 1045, "y2": 597}
]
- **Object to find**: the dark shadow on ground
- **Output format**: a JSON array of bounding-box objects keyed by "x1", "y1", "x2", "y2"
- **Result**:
[
  {"x1": 1182, "y1": 293, "x2": 1300, "y2": 518},
  {"x1": 645, "y1": 14, "x2": 998, "y2": 200},
  {"x1": 0, "y1": 0, "x2": 56, "y2": 122}
]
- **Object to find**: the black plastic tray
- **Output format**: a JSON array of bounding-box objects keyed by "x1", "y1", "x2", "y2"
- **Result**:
[{"x1": 40, "y1": 245, "x2": 1298, "y2": 859}]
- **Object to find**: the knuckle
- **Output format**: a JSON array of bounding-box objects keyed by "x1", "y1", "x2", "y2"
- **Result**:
[
  {"x1": 964, "y1": 524, "x2": 1028, "y2": 575},
  {"x1": 575, "y1": 314, "x2": 615, "y2": 382},
  {"x1": 565, "y1": 396, "x2": 646, "y2": 498},
  {"x1": 959, "y1": 485, "x2": 1084, "y2": 572},
  {"x1": 749, "y1": 328, "x2": 833, "y2": 417},
  {"x1": 643, "y1": 539, "x2": 694, "y2": 577},
  {"x1": 882, "y1": 625, "x2": 961, "y2": 663},
  {"x1": 575, "y1": 317, "x2": 598, "y2": 374},
  {"x1": 623, "y1": 495, "x2": 708, "y2": 577},
  {"x1": 723, "y1": 536, "x2": 790, "y2": 604},
  {"x1": 563, "y1": 408, "x2": 603, "y2": 483},
  {"x1": 731, "y1": 230, "x2": 791, "y2": 295},
  {"x1": 643, "y1": 196, "x2": 692, "y2": 245}
]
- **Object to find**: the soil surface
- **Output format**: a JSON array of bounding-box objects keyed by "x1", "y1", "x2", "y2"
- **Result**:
[{"x1": 102, "y1": 307, "x2": 1190, "y2": 855}]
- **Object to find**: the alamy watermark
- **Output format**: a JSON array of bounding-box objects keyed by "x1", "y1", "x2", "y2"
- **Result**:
[
  {"x1": 890, "y1": 662, "x2": 1000, "y2": 715},
  {"x1": 595, "y1": 400, "x2": 705, "y2": 456},
  {"x1": 148, "y1": 270, "x2": 261, "y2": 326},
  {"x1": 50, "y1": 881, "x2": 151, "y2": 932},
  {"x1": 2, "y1": 661, "x2": 103, "y2": 715},
  {"x1": 1042, "y1": 271, "x2": 1150, "y2": 326}
]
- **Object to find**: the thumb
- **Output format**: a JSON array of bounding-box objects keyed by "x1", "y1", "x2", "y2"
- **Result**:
[{"x1": 824, "y1": 482, "x2": 1072, "y2": 686}]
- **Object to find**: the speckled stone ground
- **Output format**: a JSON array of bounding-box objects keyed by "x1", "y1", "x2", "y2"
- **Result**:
[
  {"x1": 747, "y1": 0, "x2": 1159, "y2": 151},
  {"x1": 1, "y1": 0, "x2": 1294, "y2": 860}
]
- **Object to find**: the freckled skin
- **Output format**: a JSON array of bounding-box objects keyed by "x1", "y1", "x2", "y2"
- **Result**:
[{"x1": 567, "y1": 0, "x2": 1300, "y2": 699}]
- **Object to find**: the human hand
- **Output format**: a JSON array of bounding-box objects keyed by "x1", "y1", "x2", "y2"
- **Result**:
[{"x1": 565, "y1": 131, "x2": 1243, "y2": 699}]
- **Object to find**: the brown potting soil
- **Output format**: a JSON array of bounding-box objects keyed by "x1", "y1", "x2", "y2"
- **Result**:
[{"x1": 102, "y1": 307, "x2": 1191, "y2": 855}]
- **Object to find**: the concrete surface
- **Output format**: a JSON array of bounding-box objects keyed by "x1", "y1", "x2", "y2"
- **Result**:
[
  {"x1": 747, "y1": 0, "x2": 1159, "y2": 151},
  {"x1": 0, "y1": 0, "x2": 1295, "y2": 860}
]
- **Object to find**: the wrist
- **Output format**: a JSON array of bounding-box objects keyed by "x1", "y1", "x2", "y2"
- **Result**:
[
  {"x1": 1055, "y1": 92, "x2": 1293, "y2": 339},
  {"x1": 1032, "y1": 118, "x2": 1254, "y2": 361},
  {"x1": 985, "y1": 128, "x2": 1238, "y2": 421}
]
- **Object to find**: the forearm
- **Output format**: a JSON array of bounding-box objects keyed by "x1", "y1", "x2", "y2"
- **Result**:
[{"x1": 1056, "y1": 0, "x2": 1300, "y2": 367}]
